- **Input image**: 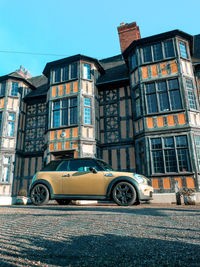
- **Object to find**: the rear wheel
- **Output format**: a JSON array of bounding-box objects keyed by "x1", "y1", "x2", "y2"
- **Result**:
[
  {"x1": 112, "y1": 182, "x2": 137, "y2": 206},
  {"x1": 31, "y1": 184, "x2": 49, "y2": 206},
  {"x1": 56, "y1": 199, "x2": 71, "y2": 205}
]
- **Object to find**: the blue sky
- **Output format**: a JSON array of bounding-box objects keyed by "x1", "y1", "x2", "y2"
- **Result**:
[{"x1": 0, "y1": 0, "x2": 199, "y2": 77}]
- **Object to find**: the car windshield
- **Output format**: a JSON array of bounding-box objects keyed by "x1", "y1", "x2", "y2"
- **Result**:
[{"x1": 96, "y1": 159, "x2": 113, "y2": 171}]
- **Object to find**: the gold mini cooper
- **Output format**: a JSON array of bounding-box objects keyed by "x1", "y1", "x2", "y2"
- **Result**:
[{"x1": 30, "y1": 158, "x2": 153, "y2": 206}]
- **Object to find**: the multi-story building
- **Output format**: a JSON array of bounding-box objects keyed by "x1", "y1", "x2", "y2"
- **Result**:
[{"x1": 0, "y1": 22, "x2": 200, "y2": 204}]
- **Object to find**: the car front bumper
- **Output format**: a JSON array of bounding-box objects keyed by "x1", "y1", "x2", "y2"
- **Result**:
[{"x1": 138, "y1": 184, "x2": 153, "y2": 200}]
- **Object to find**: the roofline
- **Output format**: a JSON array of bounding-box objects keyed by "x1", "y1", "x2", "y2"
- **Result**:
[
  {"x1": 123, "y1": 29, "x2": 194, "y2": 59},
  {"x1": 96, "y1": 77, "x2": 129, "y2": 86},
  {"x1": 43, "y1": 54, "x2": 105, "y2": 76},
  {"x1": 0, "y1": 74, "x2": 35, "y2": 89}
]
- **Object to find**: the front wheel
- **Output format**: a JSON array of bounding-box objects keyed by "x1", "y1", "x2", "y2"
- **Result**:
[
  {"x1": 30, "y1": 184, "x2": 49, "y2": 206},
  {"x1": 112, "y1": 182, "x2": 137, "y2": 206},
  {"x1": 56, "y1": 199, "x2": 71, "y2": 205}
]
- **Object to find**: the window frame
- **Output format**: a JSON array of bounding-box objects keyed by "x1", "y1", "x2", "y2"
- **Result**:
[
  {"x1": 82, "y1": 63, "x2": 91, "y2": 80},
  {"x1": 145, "y1": 78, "x2": 182, "y2": 114},
  {"x1": 0, "y1": 82, "x2": 6, "y2": 96},
  {"x1": 52, "y1": 97, "x2": 78, "y2": 128},
  {"x1": 150, "y1": 135, "x2": 191, "y2": 174},
  {"x1": 178, "y1": 40, "x2": 189, "y2": 59},
  {"x1": 52, "y1": 62, "x2": 78, "y2": 84},
  {"x1": 185, "y1": 79, "x2": 197, "y2": 110},
  {"x1": 11, "y1": 82, "x2": 19, "y2": 97}
]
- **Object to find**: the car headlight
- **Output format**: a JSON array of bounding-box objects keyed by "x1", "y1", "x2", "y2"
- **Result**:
[{"x1": 133, "y1": 174, "x2": 146, "y2": 184}]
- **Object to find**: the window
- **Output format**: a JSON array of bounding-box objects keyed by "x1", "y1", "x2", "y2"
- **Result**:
[
  {"x1": 52, "y1": 97, "x2": 77, "y2": 128},
  {"x1": 185, "y1": 79, "x2": 197, "y2": 110},
  {"x1": 68, "y1": 159, "x2": 101, "y2": 172},
  {"x1": 142, "y1": 39, "x2": 175, "y2": 64},
  {"x1": 53, "y1": 63, "x2": 78, "y2": 83},
  {"x1": 136, "y1": 141, "x2": 146, "y2": 175},
  {"x1": 151, "y1": 135, "x2": 191, "y2": 174},
  {"x1": 1, "y1": 156, "x2": 12, "y2": 183},
  {"x1": 0, "y1": 82, "x2": 6, "y2": 95},
  {"x1": 179, "y1": 41, "x2": 188, "y2": 59},
  {"x1": 82, "y1": 64, "x2": 91, "y2": 79},
  {"x1": 0, "y1": 112, "x2": 2, "y2": 132},
  {"x1": 11, "y1": 82, "x2": 18, "y2": 96},
  {"x1": 84, "y1": 98, "x2": 91, "y2": 124},
  {"x1": 145, "y1": 78, "x2": 182, "y2": 114},
  {"x1": 7, "y1": 113, "x2": 15, "y2": 136},
  {"x1": 195, "y1": 136, "x2": 200, "y2": 171},
  {"x1": 164, "y1": 40, "x2": 175, "y2": 58}
]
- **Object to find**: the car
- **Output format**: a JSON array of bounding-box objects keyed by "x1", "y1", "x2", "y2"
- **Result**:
[{"x1": 29, "y1": 158, "x2": 153, "y2": 206}]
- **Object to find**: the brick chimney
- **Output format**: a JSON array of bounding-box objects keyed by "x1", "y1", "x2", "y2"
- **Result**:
[{"x1": 117, "y1": 22, "x2": 141, "y2": 53}]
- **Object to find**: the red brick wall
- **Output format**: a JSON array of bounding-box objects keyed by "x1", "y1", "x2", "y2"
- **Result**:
[{"x1": 117, "y1": 22, "x2": 141, "y2": 52}]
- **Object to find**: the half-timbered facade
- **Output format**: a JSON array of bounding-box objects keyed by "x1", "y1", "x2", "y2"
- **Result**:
[{"x1": 0, "y1": 22, "x2": 200, "y2": 204}]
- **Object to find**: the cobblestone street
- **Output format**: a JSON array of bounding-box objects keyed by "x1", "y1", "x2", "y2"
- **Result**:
[{"x1": 0, "y1": 204, "x2": 200, "y2": 266}]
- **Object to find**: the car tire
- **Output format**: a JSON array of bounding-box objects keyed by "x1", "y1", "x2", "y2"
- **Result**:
[
  {"x1": 30, "y1": 184, "x2": 49, "y2": 206},
  {"x1": 56, "y1": 199, "x2": 71, "y2": 205},
  {"x1": 112, "y1": 182, "x2": 137, "y2": 206}
]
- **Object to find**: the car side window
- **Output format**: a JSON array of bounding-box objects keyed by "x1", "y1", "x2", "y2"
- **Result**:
[
  {"x1": 56, "y1": 161, "x2": 69, "y2": 171},
  {"x1": 68, "y1": 159, "x2": 100, "y2": 171}
]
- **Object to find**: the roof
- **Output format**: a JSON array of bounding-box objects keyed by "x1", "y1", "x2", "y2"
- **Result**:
[
  {"x1": 0, "y1": 71, "x2": 35, "y2": 89},
  {"x1": 123, "y1": 29, "x2": 194, "y2": 59},
  {"x1": 43, "y1": 54, "x2": 105, "y2": 77},
  {"x1": 97, "y1": 55, "x2": 129, "y2": 85},
  {"x1": 25, "y1": 75, "x2": 48, "y2": 99}
]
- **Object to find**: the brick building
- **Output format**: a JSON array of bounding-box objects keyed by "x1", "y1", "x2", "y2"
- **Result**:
[{"x1": 0, "y1": 22, "x2": 200, "y2": 204}]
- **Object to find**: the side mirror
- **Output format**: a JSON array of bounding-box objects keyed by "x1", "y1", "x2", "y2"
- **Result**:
[{"x1": 89, "y1": 167, "x2": 97, "y2": 174}]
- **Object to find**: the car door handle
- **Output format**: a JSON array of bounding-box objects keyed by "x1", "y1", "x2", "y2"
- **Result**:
[{"x1": 62, "y1": 174, "x2": 70, "y2": 177}]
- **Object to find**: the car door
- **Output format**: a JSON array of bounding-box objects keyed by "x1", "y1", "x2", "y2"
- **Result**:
[{"x1": 61, "y1": 159, "x2": 106, "y2": 196}]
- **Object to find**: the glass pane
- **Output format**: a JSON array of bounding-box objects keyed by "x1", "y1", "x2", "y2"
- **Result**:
[
  {"x1": 71, "y1": 63, "x2": 78, "y2": 79},
  {"x1": 3, "y1": 166, "x2": 10, "y2": 182},
  {"x1": 53, "y1": 110, "x2": 60, "y2": 127},
  {"x1": 70, "y1": 107, "x2": 77, "y2": 124},
  {"x1": 147, "y1": 94, "x2": 158, "y2": 113},
  {"x1": 57, "y1": 161, "x2": 69, "y2": 171},
  {"x1": 152, "y1": 151, "x2": 164, "y2": 173},
  {"x1": 63, "y1": 65, "x2": 69, "y2": 81},
  {"x1": 176, "y1": 136, "x2": 187, "y2": 147},
  {"x1": 3, "y1": 156, "x2": 11, "y2": 164},
  {"x1": 62, "y1": 99, "x2": 68, "y2": 108},
  {"x1": 135, "y1": 98, "x2": 141, "y2": 117},
  {"x1": 146, "y1": 83, "x2": 156, "y2": 93},
  {"x1": 151, "y1": 138, "x2": 162, "y2": 149},
  {"x1": 168, "y1": 79, "x2": 179, "y2": 90},
  {"x1": 157, "y1": 81, "x2": 167, "y2": 91},
  {"x1": 164, "y1": 40, "x2": 175, "y2": 58},
  {"x1": 170, "y1": 90, "x2": 182, "y2": 110},
  {"x1": 8, "y1": 113, "x2": 15, "y2": 120},
  {"x1": 143, "y1": 46, "x2": 152, "y2": 63},
  {"x1": 84, "y1": 98, "x2": 91, "y2": 107},
  {"x1": 131, "y1": 53, "x2": 137, "y2": 69},
  {"x1": 53, "y1": 101, "x2": 60, "y2": 110},
  {"x1": 54, "y1": 68, "x2": 61, "y2": 82},
  {"x1": 164, "y1": 149, "x2": 177, "y2": 172},
  {"x1": 11, "y1": 83, "x2": 18, "y2": 96},
  {"x1": 61, "y1": 109, "x2": 68, "y2": 126},
  {"x1": 164, "y1": 137, "x2": 174, "y2": 148},
  {"x1": 0, "y1": 82, "x2": 6, "y2": 95},
  {"x1": 152, "y1": 43, "x2": 163, "y2": 61},
  {"x1": 186, "y1": 79, "x2": 193, "y2": 89},
  {"x1": 179, "y1": 41, "x2": 188, "y2": 59},
  {"x1": 177, "y1": 149, "x2": 191, "y2": 172},
  {"x1": 7, "y1": 122, "x2": 14, "y2": 136},
  {"x1": 196, "y1": 148, "x2": 200, "y2": 170},
  {"x1": 195, "y1": 135, "x2": 200, "y2": 147},
  {"x1": 159, "y1": 92, "x2": 170, "y2": 111},
  {"x1": 70, "y1": 97, "x2": 77, "y2": 107}
]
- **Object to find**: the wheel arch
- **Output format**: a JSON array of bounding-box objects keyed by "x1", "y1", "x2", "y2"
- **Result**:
[
  {"x1": 106, "y1": 176, "x2": 140, "y2": 200},
  {"x1": 30, "y1": 179, "x2": 54, "y2": 199}
]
